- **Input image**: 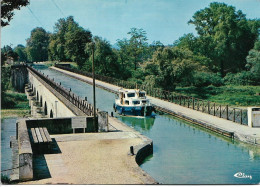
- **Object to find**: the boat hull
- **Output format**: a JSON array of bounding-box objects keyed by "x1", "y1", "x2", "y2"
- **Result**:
[{"x1": 114, "y1": 104, "x2": 154, "y2": 117}]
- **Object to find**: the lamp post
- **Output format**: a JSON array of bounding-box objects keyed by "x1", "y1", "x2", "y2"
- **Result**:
[{"x1": 91, "y1": 42, "x2": 97, "y2": 131}]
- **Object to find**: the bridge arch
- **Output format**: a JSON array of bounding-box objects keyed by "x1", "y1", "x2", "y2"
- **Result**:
[
  {"x1": 44, "y1": 101, "x2": 48, "y2": 115},
  {"x1": 50, "y1": 110, "x2": 53, "y2": 118},
  {"x1": 40, "y1": 96, "x2": 42, "y2": 107},
  {"x1": 36, "y1": 91, "x2": 39, "y2": 101}
]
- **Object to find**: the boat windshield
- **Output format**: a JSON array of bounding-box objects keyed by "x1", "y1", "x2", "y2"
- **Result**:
[
  {"x1": 133, "y1": 101, "x2": 140, "y2": 105},
  {"x1": 139, "y1": 92, "x2": 146, "y2": 97},
  {"x1": 127, "y1": 93, "x2": 135, "y2": 97}
]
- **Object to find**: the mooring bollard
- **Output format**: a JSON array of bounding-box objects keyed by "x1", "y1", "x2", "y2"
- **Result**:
[
  {"x1": 130, "y1": 146, "x2": 134, "y2": 155},
  {"x1": 85, "y1": 96, "x2": 87, "y2": 101},
  {"x1": 111, "y1": 112, "x2": 113, "y2": 117}
]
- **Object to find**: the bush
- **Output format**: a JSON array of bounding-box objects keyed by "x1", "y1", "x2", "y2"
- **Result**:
[
  {"x1": 1, "y1": 95, "x2": 16, "y2": 109},
  {"x1": 224, "y1": 71, "x2": 255, "y2": 85},
  {"x1": 1, "y1": 174, "x2": 10, "y2": 184},
  {"x1": 192, "y1": 72, "x2": 223, "y2": 87}
]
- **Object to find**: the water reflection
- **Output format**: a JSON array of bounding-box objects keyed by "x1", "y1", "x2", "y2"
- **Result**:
[{"x1": 119, "y1": 116, "x2": 155, "y2": 131}]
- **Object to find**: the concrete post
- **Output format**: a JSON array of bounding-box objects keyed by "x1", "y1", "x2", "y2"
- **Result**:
[{"x1": 248, "y1": 107, "x2": 260, "y2": 127}]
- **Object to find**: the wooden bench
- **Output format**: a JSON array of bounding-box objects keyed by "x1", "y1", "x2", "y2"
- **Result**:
[{"x1": 30, "y1": 127, "x2": 52, "y2": 153}]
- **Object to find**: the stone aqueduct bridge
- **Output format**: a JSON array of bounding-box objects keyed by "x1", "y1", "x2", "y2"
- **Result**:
[
  {"x1": 11, "y1": 64, "x2": 108, "y2": 131},
  {"x1": 10, "y1": 65, "x2": 110, "y2": 181}
]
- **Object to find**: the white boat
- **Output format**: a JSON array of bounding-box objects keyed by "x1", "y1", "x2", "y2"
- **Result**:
[{"x1": 113, "y1": 88, "x2": 154, "y2": 117}]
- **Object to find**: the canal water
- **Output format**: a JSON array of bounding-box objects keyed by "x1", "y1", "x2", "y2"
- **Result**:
[{"x1": 5, "y1": 65, "x2": 257, "y2": 184}]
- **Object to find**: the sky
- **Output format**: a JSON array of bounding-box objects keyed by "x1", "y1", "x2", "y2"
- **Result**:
[{"x1": 1, "y1": 0, "x2": 260, "y2": 47}]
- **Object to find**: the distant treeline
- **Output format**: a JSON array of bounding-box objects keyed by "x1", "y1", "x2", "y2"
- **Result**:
[{"x1": 2, "y1": 2, "x2": 260, "y2": 90}]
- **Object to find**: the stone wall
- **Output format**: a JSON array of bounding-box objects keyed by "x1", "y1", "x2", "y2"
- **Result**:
[
  {"x1": 11, "y1": 65, "x2": 28, "y2": 92},
  {"x1": 17, "y1": 119, "x2": 33, "y2": 181},
  {"x1": 26, "y1": 117, "x2": 96, "y2": 134}
]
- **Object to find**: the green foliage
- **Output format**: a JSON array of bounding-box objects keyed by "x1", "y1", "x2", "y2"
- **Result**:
[
  {"x1": 85, "y1": 36, "x2": 120, "y2": 78},
  {"x1": 188, "y1": 2, "x2": 260, "y2": 76},
  {"x1": 26, "y1": 27, "x2": 50, "y2": 62},
  {"x1": 1, "y1": 174, "x2": 11, "y2": 184},
  {"x1": 1, "y1": 91, "x2": 29, "y2": 109},
  {"x1": 192, "y1": 72, "x2": 223, "y2": 87},
  {"x1": 116, "y1": 28, "x2": 149, "y2": 71},
  {"x1": 1, "y1": 0, "x2": 29, "y2": 27},
  {"x1": 14, "y1": 44, "x2": 27, "y2": 62},
  {"x1": 48, "y1": 16, "x2": 92, "y2": 67},
  {"x1": 142, "y1": 47, "x2": 197, "y2": 91},
  {"x1": 1, "y1": 67, "x2": 16, "y2": 108},
  {"x1": 1, "y1": 45, "x2": 18, "y2": 65},
  {"x1": 224, "y1": 71, "x2": 256, "y2": 86},
  {"x1": 176, "y1": 85, "x2": 260, "y2": 106},
  {"x1": 246, "y1": 39, "x2": 260, "y2": 85}
]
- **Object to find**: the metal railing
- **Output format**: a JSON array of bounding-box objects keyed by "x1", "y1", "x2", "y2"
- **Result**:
[
  {"x1": 54, "y1": 64, "x2": 248, "y2": 125},
  {"x1": 27, "y1": 65, "x2": 96, "y2": 116}
]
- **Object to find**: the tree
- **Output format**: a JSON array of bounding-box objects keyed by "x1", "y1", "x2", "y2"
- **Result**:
[
  {"x1": 49, "y1": 16, "x2": 75, "y2": 61},
  {"x1": 48, "y1": 16, "x2": 92, "y2": 66},
  {"x1": 64, "y1": 22, "x2": 92, "y2": 67},
  {"x1": 14, "y1": 44, "x2": 27, "y2": 62},
  {"x1": 188, "y1": 2, "x2": 260, "y2": 76},
  {"x1": 143, "y1": 47, "x2": 197, "y2": 91},
  {"x1": 246, "y1": 39, "x2": 260, "y2": 84},
  {"x1": 85, "y1": 36, "x2": 120, "y2": 78},
  {"x1": 1, "y1": 45, "x2": 18, "y2": 66},
  {"x1": 26, "y1": 27, "x2": 49, "y2": 62},
  {"x1": 127, "y1": 28, "x2": 148, "y2": 70},
  {"x1": 1, "y1": 0, "x2": 29, "y2": 27}
]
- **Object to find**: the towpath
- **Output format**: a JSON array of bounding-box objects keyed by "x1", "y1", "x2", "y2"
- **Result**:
[
  {"x1": 20, "y1": 117, "x2": 157, "y2": 184},
  {"x1": 51, "y1": 66, "x2": 260, "y2": 145}
]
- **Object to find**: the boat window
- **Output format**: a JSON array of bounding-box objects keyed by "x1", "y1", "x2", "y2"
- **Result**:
[
  {"x1": 125, "y1": 100, "x2": 129, "y2": 105},
  {"x1": 133, "y1": 101, "x2": 140, "y2": 105},
  {"x1": 127, "y1": 93, "x2": 135, "y2": 97},
  {"x1": 142, "y1": 100, "x2": 147, "y2": 104},
  {"x1": 123, "y1": 94, "x2": 125, "y2": 98},
  {"x1": 139, "y1": 92, "x2": 146, "y2": 97}
]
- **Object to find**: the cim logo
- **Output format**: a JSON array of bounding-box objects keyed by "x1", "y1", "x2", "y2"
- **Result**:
[{"x1": 234, "y1": 172, "x2": 252, "y2": 180}]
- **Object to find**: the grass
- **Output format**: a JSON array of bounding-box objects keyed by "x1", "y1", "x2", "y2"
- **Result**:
[
  {"x1": 1, "y1": 109, "x2": 30, "y2": 119},
  {"x1": 1, "y1": 91, "x2": 30, "y2": 118},
  {"x1": 175, "y1": 85, "x2": 260, "y2": 107}
]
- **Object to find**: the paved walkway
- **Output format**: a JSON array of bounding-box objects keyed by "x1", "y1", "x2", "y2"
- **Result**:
[
  {"x1": 20, "y1": 118, "x2": 157, "y2": 184},
  {"x1": 51, "y1": 66, "x2": 260, "y2": 145}
]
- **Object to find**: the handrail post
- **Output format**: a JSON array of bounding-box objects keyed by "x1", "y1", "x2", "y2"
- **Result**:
[
  {"x1": 226, "y1": 105, "x2": 229, "y2": 120},
  {"x1": 192, "y1": 97, "x2": 195, "y2": 110},
  {"x1": 213, "y1": 103, "x2": 216, "y2": 116},
  {"x1": 220, "y1": 105, "x2": 222, "y2": 118},
  {"x1": 240, "y1": 110, "x2": 243, "y2": 124},
  {"x1": 208, "y1": 101, "x2": 210, "y2": 114},
  {"x1": 233, "y1": 108, "x2": 235, "y2": 122}
]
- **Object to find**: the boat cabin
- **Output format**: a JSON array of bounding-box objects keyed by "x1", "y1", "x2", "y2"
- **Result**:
[{"x1": 118, "y1": 89, "x2": 149, "y2": 106}]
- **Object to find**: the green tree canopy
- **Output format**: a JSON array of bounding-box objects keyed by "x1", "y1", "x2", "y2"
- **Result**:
[
  {"x1": 143, "y1": 47, "x2": 197, "y2": 91},
  {"x1": 1, "y1": 45, "x2": 18, "y2": 66},
  {"x1": 127, "y1": 28, "x2": 148, "y2": 70},
  {"x1": 246, "y1": 39, "x2": 260, "y2": 84},
  {"x1": 1, "y1": 0, "x2": 29, "y2": 27},
  {"x1": 14, "y1": 44, "x2": 27, "y2": 62},
  {"x1": 26, "y1": 27, "x2": 50, "y2": 62},
  {"x1": 85, "y1": 36, "x2": 120, "y2": 78},
  {"x1": 48, "y1": 16, "x2": 92, "y2": 66},
  {"x1": 188, "y1": 2, "x2": 260, "y2": 76}
]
